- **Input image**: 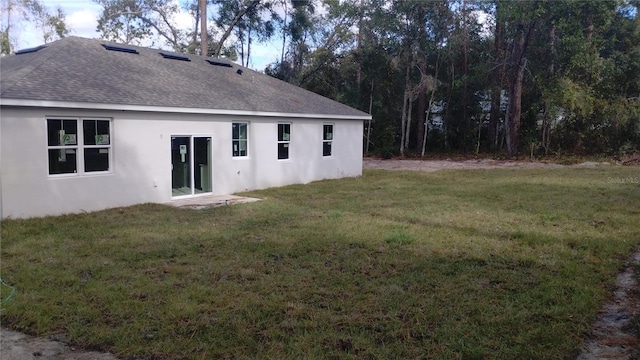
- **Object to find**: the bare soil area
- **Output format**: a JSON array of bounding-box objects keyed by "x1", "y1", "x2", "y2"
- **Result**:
[
  {"x1": 363, "y1": 157, "x2": 610, "y2": 172},
  {"x1": 0, "y1": 327, "x2": 118, "y2": 360},
  {"x1": 576, "y1": 248, "x2": 640, "y2": 360}
]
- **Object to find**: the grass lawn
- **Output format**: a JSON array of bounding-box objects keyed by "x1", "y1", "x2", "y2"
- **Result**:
[{"x1": 1, "y1": 167, "x2": 640, "y2": 359}]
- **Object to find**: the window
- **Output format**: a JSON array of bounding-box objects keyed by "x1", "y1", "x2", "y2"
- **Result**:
[
  {"x1": 47, "y1": 119, "x2": 78, "y2": 174},
  {"x1": 47, "y1": 118, "x2": 111, "y2": 175},
  {"x1": 83, "y1": 120, "x2": 111, "y2": 172},
  {"x1": 278, "y1": 123, "x2": 291, "y2": 160},
  {"x1": 323, "y1": 124, "x2": 333, "y2": 157},
  {"x1": 232, "y1": 122, "x2": 248, "y2": 157}
]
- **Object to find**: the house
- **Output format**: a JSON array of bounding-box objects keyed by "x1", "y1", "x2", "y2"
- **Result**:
[{"x1": 0, "y1": 37, "x2": 370, "y2": 219}]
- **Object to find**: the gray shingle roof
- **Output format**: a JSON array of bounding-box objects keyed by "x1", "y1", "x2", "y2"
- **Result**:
[{"x1": 0, "y1": 37, "x2": 370, "y2": 118}]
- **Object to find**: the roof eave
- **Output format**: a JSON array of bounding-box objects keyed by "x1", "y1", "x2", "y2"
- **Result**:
[{"x1": 0, "y1": 98, "x2": 372, "y2": 121}]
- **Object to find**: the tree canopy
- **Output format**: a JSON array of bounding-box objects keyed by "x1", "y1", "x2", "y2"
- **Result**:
[
  {"x1": 1, "y1": 0, "x2": 69, "y2": 54},
  {"x1": 9, "y1": 0, "x2": 638, "y2": 157}
]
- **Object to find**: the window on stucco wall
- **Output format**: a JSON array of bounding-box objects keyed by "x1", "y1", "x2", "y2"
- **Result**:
[
  {"x1": 232, "y1": 122, "x2": 248, "y2": 157},
  {"x1": 47, "y1": 118, "x2": 111, "y2": 175},
  {"x1": 278, "y1": 123, "x2": 291, "y2": 160},
  {"x1": 323, "y1": 124, "x2": 333, "y2": 157}
]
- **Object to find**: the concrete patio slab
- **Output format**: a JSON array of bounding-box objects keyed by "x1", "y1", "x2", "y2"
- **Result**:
[{"x1": 167, "y1": 195, "x2": 261, "y2": 209}]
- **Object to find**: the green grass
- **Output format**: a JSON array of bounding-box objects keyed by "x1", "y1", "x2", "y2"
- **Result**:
[{"x1": 1, "y1": 167, "x2": 640, "y2": 359}]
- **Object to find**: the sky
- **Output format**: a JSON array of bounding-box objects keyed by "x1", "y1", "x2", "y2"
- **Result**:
[{"x1": 13, "y1": 0, "x2": 281, "y2": 71}]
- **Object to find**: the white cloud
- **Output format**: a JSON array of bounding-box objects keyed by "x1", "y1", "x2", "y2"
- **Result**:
[
  {"x1": 67, "y1": 9, "x2": 100, "y2": 38},
  {"x1": 171, "y1": 0, "x2": 195, "y2": 32}
]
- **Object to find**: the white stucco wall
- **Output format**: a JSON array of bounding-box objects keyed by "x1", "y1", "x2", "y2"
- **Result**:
[{"x1": 0, "y1": 107, "x2": 363, "y2": 218}]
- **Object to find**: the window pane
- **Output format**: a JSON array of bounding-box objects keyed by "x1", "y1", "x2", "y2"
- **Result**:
[
  {"x1": 232, "y1": 140, "x2": 240, "y2": 156},
  {"x1": 278, "y1": 143, "x2": 289, "y2": 159},
  {"x1": 83, "y1": 120, "x2": 96, "y2": 145},
  {"x1": 48, "y1": 149, "x2": 77, "y2": 174},
  {"x1": 47, "y1": 119, "x2": 61, "y2": 146},
  {"x1": 239, "y1": 123, "x2": 247, "y2": 140},
  {"x1": 84, "y1": 120, "x2": 110, "y2": 145},
  {"x1": 323, "y1": 142, "x2": 332, "y2": 156},
  {"x1": 97, "y1": 121, "x2": 110, "y2": 142},
  {"x1": 48, "y1": 119, "x2": 77, "y2": 146},
  {"x1": 232, "y1": 123, "x2": 239, "y2": 139},
  {"x1": 323, "y1": 125, "x2": 333, "y2": 141},
  {"x1": 84, "y1": 148, "x2": 110, "y2": 172},
  {"x1": 232, "y1": 123, "x2": 247, "y2": 140},
  {"x1": 278, "y1": 124, "x2": 290, "y2": 141},
  {"x1": 239, "y1": 140, "x2": 247, "y2": 156}
]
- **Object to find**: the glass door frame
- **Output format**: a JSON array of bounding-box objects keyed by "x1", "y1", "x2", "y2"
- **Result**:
[{"x1": 171, "y1": 134, "x2": 213, "y2": 198}]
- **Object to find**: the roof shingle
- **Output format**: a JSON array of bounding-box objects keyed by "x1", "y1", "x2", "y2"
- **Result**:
[{"x1": 0, "y1": 37, "x2": 370, "y2": 118}]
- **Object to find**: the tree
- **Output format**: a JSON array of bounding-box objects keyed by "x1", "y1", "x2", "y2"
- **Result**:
[
  {"x1": 23, "y1": 0, "x2": 69, "y2": 43},
  {"x1": 1, "y1": 0, "x2": 69, "y2": 54},
  {"x1": 494, "y1": 1, "x2": 540, "y2": 157},
  {"x1": 210, "y1": 0, "x2": 261, "y2": 59},
  {"x1": 488, "y1": 1, "x2": 505, "y2": 151},
  {"x1": 96, "y1": 0, "x2": 191, "y2": 51}
]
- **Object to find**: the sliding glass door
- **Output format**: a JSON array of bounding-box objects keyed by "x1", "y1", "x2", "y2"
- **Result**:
[{"x1": 171, "y1": 136, "x2": 211, "y2": 197}]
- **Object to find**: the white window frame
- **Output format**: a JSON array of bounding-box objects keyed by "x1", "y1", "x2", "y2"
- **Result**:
[
  {"x1": 232, "y1": 122, "x2": 249, "y2": 157},
  {"x1": 46, "y1": 117, "x2": 113, "y2": 177},
  {"x1": 323, "y1": 123, "x2": 334, "y2": 157},
  {"x1": 277, "y1": 123, "x2": 291, "y2": 160}
]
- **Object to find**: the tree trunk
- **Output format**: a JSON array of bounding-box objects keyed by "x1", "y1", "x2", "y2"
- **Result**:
[
  {"x1": 461, "y1": 0, "x2": 469, "y2": 153},
  {"x1": 246, "y1": 27, "x2": 252, "y2": 67},
  {"x1": 414, "y1": 5, "x2": 427, "y2": 151},
  {"x1": 421, "y1": 47, "x2": 441, "y2": 156},
  {"x1": 199, "y1": 0, "x2": 206, "y2": 56},
  {"x1": 541, "y1": 105, "x2": 551, "y2": 154},
  {"x1": 444, "y1": 63, "x2": 454, "y2": 150},
  {"x1": 489, "y1": 19, "x2": 504, "y2": 150},
  {"x1": 400, "y1": 56, "x2": 412, "y2": 156},
  {"x1": 356, "y1": 0, "x2": 364, "y2": 92},
  {"x1": 421, "y1": 78, "x2": 438, "y2": 156},
  {"x1": 416, "y1": 63, "x2": 426, "y2": 155},
  {"x1": 400, "y1": 90, "x2": 408, "y2": 156},
  {"x1": 280, "y1": 0, "x2": 287, "y2": 63},
  {"x1": 505, "y1": 22, "x2": 535, "y2": 158},
  {"x1": 506, "y1": 57, "x2": 527, "y2": 157},
  {"x1": 365, "y1": 80, "x2": 374, "y2": 155},
  {"x1": 191, "y1": 2, "x2": 199, "y2": 53},
  {"x1": 4, "y1": 0, "x2": 14, "y2": 54},
  {"x1": 406, "y1": 97, "x2": 413, "y2": 153},
  {"x1": 541, "y1": 24, "x2": 555, "y2": 154}
]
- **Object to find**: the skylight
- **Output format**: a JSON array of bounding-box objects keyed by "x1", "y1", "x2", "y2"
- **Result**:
[
  {"x1": 206, "y1": 59, "x2": 232, "y2": 68},
  {"x1": 102, "y1": 44, "x2": 139, "y2": 54},
  {"x1": 159, "y1": 52, "x2": 191, "y2": 62},
  {"x1": 15, "y1": 45, "x2": 46, "y2": 55}
]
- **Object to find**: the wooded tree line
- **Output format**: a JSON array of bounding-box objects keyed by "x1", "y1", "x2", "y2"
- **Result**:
[
  {"x1": 263, "y1": 0, "x2": 640, "y2": 158},
  {"x1": 3, "y1": 0, "x2": 639, "y2": 157}
]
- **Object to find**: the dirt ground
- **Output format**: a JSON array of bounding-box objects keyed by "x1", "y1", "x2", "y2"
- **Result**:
[
  {"x1": 362, "y1": 157, "x2": 610, "y2": 172},
  {"x1": 575, "y1": 249, "x2": 640, "y2": 360},
  {"x1": 1, "y1": 158, "x2": 637, "y2": 359},
  {"x1": 0, "y1": 328, "x2": 118, "y2": 360}
]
